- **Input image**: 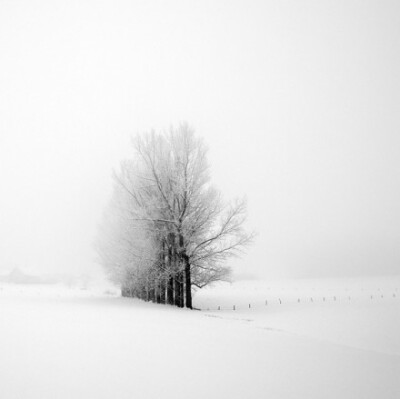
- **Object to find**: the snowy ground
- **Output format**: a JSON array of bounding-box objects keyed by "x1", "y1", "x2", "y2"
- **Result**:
[{"x1": 1, "y1": 277, "x2": 399, "y2": 399}]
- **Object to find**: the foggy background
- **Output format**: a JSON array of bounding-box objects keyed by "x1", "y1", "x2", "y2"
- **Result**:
[{"x1": 0, "y1": 0, "x2": 399, "y2": 280}]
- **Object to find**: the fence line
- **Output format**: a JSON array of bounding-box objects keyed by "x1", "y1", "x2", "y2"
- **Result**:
[{"x1": 199, "y1": 289, "x2": 399, "y2": 312}]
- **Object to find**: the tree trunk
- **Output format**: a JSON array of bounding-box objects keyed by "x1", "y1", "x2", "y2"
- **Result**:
[
  {"x1": 174, "y1": 273, "x2": 184, "y2": 307},
  {"x1": 158, "y1": 239, "x2": 165, "y2": 304},
  {"x1": 167, "y1": 276, "x2": 174, "y2": 304},
  {"x1": 159, "y1": 279, "x2": 166, "y2": 304},
  {"x1": 183, "y1": 255, "x2": 192, "y2": 309},
  {"x1": 167, "y1": 277, "x2": 174, "y2": 305},
  {"x1": 140, "y1": 285, "x2": 147, "y2": 301},
  {"x1": 166, "y1": 242, "x2": 174, "y2": 305},
  {"x1": 176, "y1": 233, "x2": 185, "y2": 308},
  {"x1": 147, "y1": 280, "x2": 155, "y2": 302},
  {"x1": 151, "y1": 289, "x2": 156, "y2": 302},
  {"x1": 156, "y1": 283, "x2": 161, "y2": 303}
]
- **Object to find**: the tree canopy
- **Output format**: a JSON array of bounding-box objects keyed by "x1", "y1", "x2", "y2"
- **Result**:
[{"x1": 96, "y1": 123, "x2": 253, "y2": 308}]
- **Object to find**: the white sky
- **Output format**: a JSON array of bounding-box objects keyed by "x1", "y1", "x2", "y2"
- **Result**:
[{"x1": 0, "y1": 0, "x2": 399, "y2": 278}]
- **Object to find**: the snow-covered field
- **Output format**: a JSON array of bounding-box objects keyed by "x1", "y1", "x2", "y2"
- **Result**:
[{"x1": 1, "y1": 277, "x2": 399, "y2": 399}]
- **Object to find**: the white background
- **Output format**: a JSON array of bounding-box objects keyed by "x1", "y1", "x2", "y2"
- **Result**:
[{"x1": 1, "y1": 0, "x2": 399, "y2": 279}]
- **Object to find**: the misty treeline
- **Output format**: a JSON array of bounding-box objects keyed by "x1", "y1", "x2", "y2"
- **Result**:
[{"x1": 96, "y1": 124, "x2": 253, "y2": 309}]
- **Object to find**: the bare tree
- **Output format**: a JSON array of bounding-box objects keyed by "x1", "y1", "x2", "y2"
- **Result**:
[{"x1": 96, "y1": 123, "x2": 253, "y2": 308}]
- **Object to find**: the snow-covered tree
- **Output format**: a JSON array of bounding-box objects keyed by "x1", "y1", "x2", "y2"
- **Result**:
[{"x1": 96, "y1": 123, "x2": 253, "y2": 308}]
